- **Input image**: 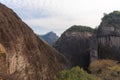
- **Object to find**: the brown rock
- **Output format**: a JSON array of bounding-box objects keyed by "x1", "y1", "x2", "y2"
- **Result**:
[{"x1": 0, "y1": 3, "x2": 68, "y2": 80}]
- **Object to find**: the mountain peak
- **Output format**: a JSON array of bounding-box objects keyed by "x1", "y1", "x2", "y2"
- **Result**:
[
  {"x1": 46, "y1": 31, "x2": 58, "y2": 36},
  {"x1": 48, "y1": 31, "x2": 55, "y2": 34},
  {"x1": 39, "y1": 31, "x2": 59, "y2": 45}
]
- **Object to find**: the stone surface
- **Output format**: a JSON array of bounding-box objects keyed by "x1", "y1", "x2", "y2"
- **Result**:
[
  {"x1": 0, "y1": 3, "x2": 68, "y2": 80},
  {"x1": 54, "y1": 25, "x2": 93, "y2": 69},
  {"x1": 90, "y1": 11, "x2": 120, "y2": 62},
  {"x1": 0, "y1": 44, "x2": 7, "y2": 80},
  {"x1": 97, "y1": 11, "x2": 120, "y2": 61},
  {"x1": 89, "y1": 36, "x2": 98, "y2": 62}
]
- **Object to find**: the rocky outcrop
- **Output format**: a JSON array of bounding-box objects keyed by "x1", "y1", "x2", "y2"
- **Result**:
[
  {"x1": 54, "y1": 25, "x2": 94, "y2": 69},
  {"x1": 97, "y1": 11, "x2": 120, "y2": 61},
  {"x1": 38, "y1": 31, "x2": 58, "y2": 45},
  {"x1": 0, "y1": 3, "x2": 68, "y2": 80},
  {"x1": 89, "y1": 11, "x2": 120, "y2": 63}
]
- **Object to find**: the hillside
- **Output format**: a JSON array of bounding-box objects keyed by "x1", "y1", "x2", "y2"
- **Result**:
[{"x1": 0, "y1": 3, "x2": 68, "y2": 80}]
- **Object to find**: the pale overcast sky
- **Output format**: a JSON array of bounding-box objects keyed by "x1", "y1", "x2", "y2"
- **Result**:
[{"x1": 0, "y1": 0, "x2": 120, "y2": 35}]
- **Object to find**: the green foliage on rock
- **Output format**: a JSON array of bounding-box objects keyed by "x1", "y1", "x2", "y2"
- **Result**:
[
  {"x1": 102, "y1": 11, "x2": 120, "y2": 27},
  {"x1": 66, "y1": 25, "x2": 94, "y2": 33},
  {"x1": 56, "y1": 66, "x2": 100, "y2": 80}
]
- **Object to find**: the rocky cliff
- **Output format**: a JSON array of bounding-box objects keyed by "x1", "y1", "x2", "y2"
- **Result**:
[
  {"x1": 97, "y1": 11, "x2": 120, "y2": 61},
  {"x1": 0, "y1": 3, "x2": 68, "y2": 80},
  {"x1": 38, "y1": 31, "x2": 58, "y2": 45},
  {"x1": 54, "y1": 25, "x2": 94, "y2": 69}
]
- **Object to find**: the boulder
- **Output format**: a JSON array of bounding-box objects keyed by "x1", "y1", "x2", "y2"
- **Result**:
[{"x1": 54, "y1": 25, "x2": 94, "y2": 69}]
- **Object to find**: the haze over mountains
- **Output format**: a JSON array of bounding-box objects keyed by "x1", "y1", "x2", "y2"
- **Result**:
[
  {"x1": 0, "y1": 2, "x2": 120, "y2": 80},
  {"x1": 38, "y1": 31, "x2": 58, "y2": 45},
  {"x1": 2, "y1": 0, "x2": 120, "y2": 35}
]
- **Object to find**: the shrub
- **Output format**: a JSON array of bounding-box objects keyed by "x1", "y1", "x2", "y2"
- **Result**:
[
  {"x1": 89, "y1": 59, "x2": 120, "y2": 80},
  {"x1": 56, "y1": 66, "x2": 101, "y2": 80}
]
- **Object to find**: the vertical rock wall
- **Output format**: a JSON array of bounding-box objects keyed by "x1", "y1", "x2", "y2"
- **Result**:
[{"x1": 96, "y1": 11, "x2": 120, "y2": 61}]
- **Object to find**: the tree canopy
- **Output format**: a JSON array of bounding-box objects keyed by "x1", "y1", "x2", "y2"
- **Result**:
[
  {"x1": 66, "y1": 25, "x2": 94, "y2": 33},
  {"x1": 102, "y1": 11, "x2": 120, "y2": 25}
]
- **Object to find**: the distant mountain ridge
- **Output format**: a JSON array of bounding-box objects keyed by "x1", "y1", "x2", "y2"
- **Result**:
[{"x1": 38, "y1": 31, "x2": 59, "y2": 45}]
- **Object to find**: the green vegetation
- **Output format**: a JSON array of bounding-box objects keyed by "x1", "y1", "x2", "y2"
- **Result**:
[
  {"x1": 102, "y1": 11, "x2": 120, "y2": 27},
  {"x1": 66, "y1": 25, "x2": 94, "y2": 33},
  {"x1": 56, "y1": 66, "x2": 100, "y2": 80}
]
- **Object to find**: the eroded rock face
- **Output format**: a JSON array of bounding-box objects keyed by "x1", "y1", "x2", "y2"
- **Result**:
[
  {"x1": 97, "y1": 11, "x2": 120, "y2": 61},
  {"x1": 54, "y1": 25, "x2": 93, "y2": 69},
  {"x1": 89, "y1": 36, "x2": 98, "y2": 62},
  {"x1": 0, "y1": 3, "x2": 68, "y2": 80},
  {"x1": 0, "y1": 44, "x2": 7, "y2": 80}
]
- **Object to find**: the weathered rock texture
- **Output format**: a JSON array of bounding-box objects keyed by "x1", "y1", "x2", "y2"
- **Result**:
[
  {"x1": 54, "y1": 25, "x2": 94, "y2": 69},
  {"x1": 0, "y1": 44, "x2": 7, "y2": 80},
  {"x1": 0, "y1": 3, "x2": 68, "y2": 80},
  {"x1": 97, "y1": 11, "x2": 120, "y2": 61},
  {"x1": 89, "y1": 36, "x2": 98, "y2": 62}
]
